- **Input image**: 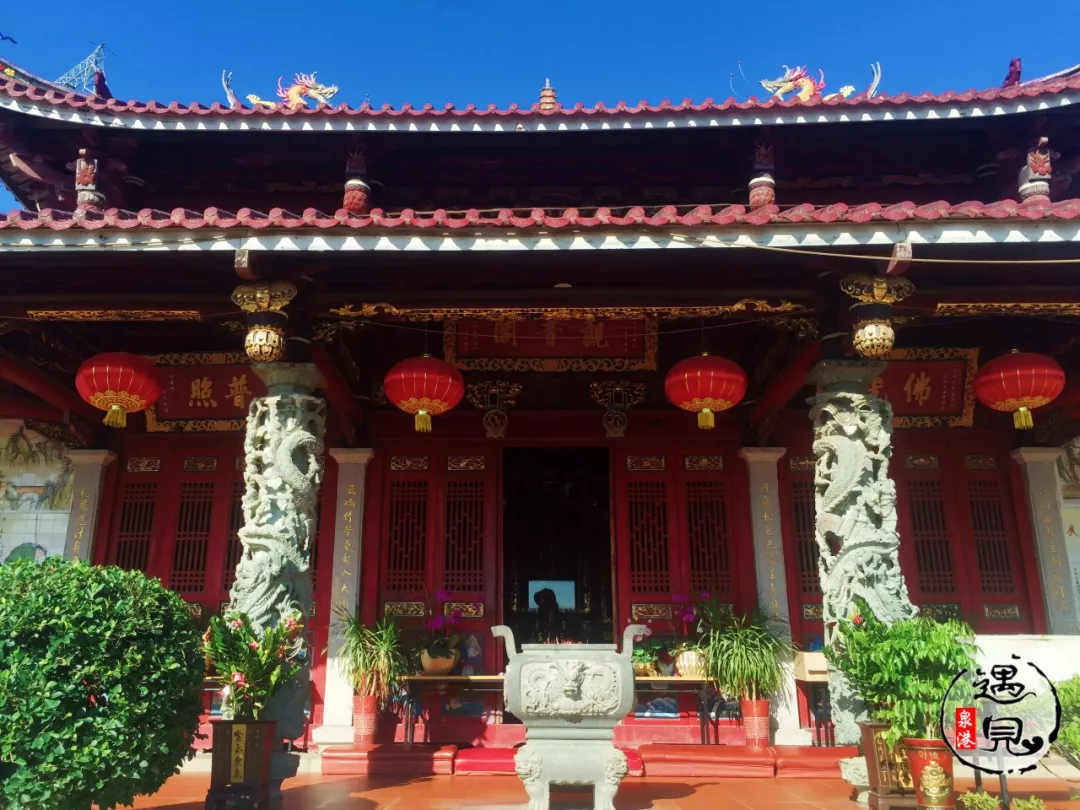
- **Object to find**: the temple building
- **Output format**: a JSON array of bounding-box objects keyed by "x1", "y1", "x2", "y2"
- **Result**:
[{"x1": 1, "y1": 54, "x2": 1080, "y2": 768}]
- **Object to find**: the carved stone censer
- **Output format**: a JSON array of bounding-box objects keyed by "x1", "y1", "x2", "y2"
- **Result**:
[{"x1": 491, "y1": 624, "x2": 645, "y2": 810}]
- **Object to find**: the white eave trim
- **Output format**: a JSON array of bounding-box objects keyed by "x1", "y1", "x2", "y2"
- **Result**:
[
  {"x1": 0, "y1": 91, "x2": 1076, "y2": 134},
  {"x1": 0, "y1": 221, "x2": 1076, "y2": 252}
]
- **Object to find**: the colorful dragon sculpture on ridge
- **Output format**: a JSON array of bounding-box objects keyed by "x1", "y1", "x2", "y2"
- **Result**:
[
  {"x1": 221, "y1": 70, "x2": 339, "y2": 110},
  {"x1": 761, "y1": 63, "x2": 882, "y2": 102}
]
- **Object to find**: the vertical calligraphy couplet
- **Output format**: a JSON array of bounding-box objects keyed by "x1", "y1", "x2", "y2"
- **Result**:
[
  {"x1": 312, "y1": 448, "x2": 376, "y2": 745},
  {"x1": 62, "y1": 450, "x2": 117, "y2": 562},
  {"x1": 1011, "y1": 448, "x2": 1080, "y2": 634}
]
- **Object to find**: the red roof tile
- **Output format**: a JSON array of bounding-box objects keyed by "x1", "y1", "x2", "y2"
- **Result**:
[
  {"x1": 2, "y1": 199, "x2": 1078, "y2": 232},
  {"x1": 2, "y1": 76, "x2": 1080, "y2": 121}
]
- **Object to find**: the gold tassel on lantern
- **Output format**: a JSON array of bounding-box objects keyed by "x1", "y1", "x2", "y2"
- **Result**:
[
  {"x1": 1014, "y1": 408, "x2": 1034, "y2": 430},
  {"x1": 103, "y1": 404, "x2": 127, "y2": 429},
  {"x1": 415, "y1": 410, "x2": 433, "y2": 433},
  {"x1": 697, "y1": 408, "x2": 715, "y2": 430}
]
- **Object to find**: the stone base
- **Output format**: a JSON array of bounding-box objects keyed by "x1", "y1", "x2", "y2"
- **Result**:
[
  {"x1": 638, "y1": 744, "x2": 775, "y2": 778},
  {"x1": 774, "y1": 728, "x2": 813, "y2": 746},
  {"x1": 310, "y1": 724, "x2": 355, "y2": 746},
  {"x1": 321, "y1": 743, "x2": 456, "y2": 776},
  {"x1": 515, "y1": 740, "x2": 628, "y2": 810}
]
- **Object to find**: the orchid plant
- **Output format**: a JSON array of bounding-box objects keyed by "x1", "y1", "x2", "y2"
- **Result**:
[
  {"x1": 422, "y1": 588, "x2": 478, "y2": 659},
  {"x1": 203, "y1": 611, "x2": 306, "y2": 720},
  {"x1": 670, "y1": 591, "x2": 729, "y2": 652}
]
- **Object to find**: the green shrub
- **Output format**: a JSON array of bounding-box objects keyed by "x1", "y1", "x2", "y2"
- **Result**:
[
  {"x1": 1054, "y1": 676, "x2": 1080, "y2": 767},
  {"x1": 0, "y1": 558, "x2": 204, "y2": 810},
  {"x1": 1010, "y1": 797, "x2": 1046, "y2": 810},
  {"x1": 958, "y1": 791, "x2": 1001, "y2": 810}
]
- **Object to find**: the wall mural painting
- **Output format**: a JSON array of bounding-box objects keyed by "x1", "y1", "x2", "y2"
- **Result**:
[{"x1": 0, "y1": 422, "x2": 74, "y2": 564}]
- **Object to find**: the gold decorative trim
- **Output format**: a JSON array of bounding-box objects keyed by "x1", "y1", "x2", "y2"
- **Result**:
[
  {"x1": 27, "y1": 309, "x2": 201, "y2": 322},
  {"x1": 920, "y1": 603, "x2": 961, "y2": 621},
  {"x1": 789, "y1": 456, "x2": 815, "y2": 473},
  {"x1": 631, "y1": 603, "x2": 674, "y2": 621},
  {"x1": 235, "y1": 457, "x2": 246, "y2": 471},
  {"x1": 466, "y1": 381, "x2": 523, "y2": 410},
  {"x1": 445, "y1": 321, "x2": 658, "y2": 373},
  {"x1": 886, "y1": 348, "x2": 978, "y2": 429},
  {"x1": 984, "y1": 603, "x2": 1021, "y2": 621},
  {"x1": 443, "y1": 601, "x2": 484, "y2": 618},
  {"x1": 627, "y1": 455, "x2": 666, "y2": 472},
  {"x1": 964, "y1": 455, "x2": 998, "y2": 471},
  {"x1": 802, "y1": 603, "x2": 824, "y2": 621},
  {"x1": 186, "y1": 601, "x2": 203, "y2": 618},
  {"x1": 447, "y1": 455, "x2": 485, "y2": 472},
  {"x1": 390, "y1": 455, "x2": 429, "y2": 472},
  {"x1": 126, "y1": 457, "x2": 161, "y2": 473},
  {"x1": 330, "y1": 299, "x2": 803, "y2": 322},
  {"x1": 183, "y1": 456, "x2": 218, "y2": 473},
  {"x1": 904, "y1": 454, "x2": 941, "y2": 471},
  {"x1": 935, "y1": 303, "x2": 1080, "y2": 317},
  {"x1": 219, "y1": 601, "x2": 230, "y2": 615},
  {"x1": 590, "y1": 381, "x2": 647, "y2": 410},
  {"x1": 840, "y1": 274, "x2": 915, "y2": 305},
  {"x1": 145, "y1": 352, "x2": 248, "y2": 366},
  {"x1": 685, "y1": 455, "x2": 724, "y2": 471},
  {"x1": 384, "y1": 601, "x2": 426, "y2": 618},
  {"x1": 143, "y1": 352, "x2": 252, "y2": 434}
]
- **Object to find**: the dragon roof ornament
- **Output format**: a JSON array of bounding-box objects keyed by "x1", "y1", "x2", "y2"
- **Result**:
[
  {"x1": 761, "y1": 62, "x2": 882, "y2": 103},
  {"x1": 221, "y1": 70, "x2": 339, "y2": 110}
]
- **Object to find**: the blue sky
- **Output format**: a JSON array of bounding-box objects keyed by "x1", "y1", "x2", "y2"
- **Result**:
[{"x1": 2, "y1": 0, "x2": 1078, "y2": 211}]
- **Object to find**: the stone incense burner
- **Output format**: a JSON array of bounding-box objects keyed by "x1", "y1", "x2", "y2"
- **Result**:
[{"x1": 491, "y1": 624, "x2": 646, "y2": 810}]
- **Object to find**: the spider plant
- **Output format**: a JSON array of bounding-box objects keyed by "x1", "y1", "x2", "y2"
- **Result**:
[
  {"x1": 704, "y1": 608, "x2": 794, "y2": 702},
  {"x1": 333, "y1": 606, "x2": 409, "y2": 708}
]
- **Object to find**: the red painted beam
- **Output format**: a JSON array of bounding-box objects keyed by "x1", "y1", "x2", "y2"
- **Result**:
[
  {"x1": 750, "y1": 340, "x2": 822, "y2": 426},
  {"x1": 310, "y1": 344, "x2": 363, "y2": 445},
  {"x1": 0, "y1": 395, "x2": 63, "y2": 421},
  {"x1": 0, "y1": 349, "x2": 99, "y2": 421}
]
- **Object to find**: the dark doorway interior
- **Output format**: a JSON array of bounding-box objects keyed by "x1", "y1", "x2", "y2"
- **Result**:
[{"x1": 502, "y1": 447, "x2": 613, "y2": 644}]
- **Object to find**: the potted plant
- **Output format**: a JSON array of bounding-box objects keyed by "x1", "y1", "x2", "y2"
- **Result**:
[
  {"x1": 202, "y1": 611, "x2": 306, "y2": 807},
  {"x1": 671, "y1": 593, "x2": 706, "y2": 678},
  {"x1": 830, "y1": 604, "x2": 978, "y2": 810},
  {"x1": 420, "y1": 589, "x2": 463, "y2": 675},
  {"x1": 334, "y1": 608, "x2": 408, "y2": 745},
  {"x1": 630, "y1": 627, "x2": 659, "y2": 677},
  {"x1": 704, "y1": 608, "x2": 793, "y2": 748}
]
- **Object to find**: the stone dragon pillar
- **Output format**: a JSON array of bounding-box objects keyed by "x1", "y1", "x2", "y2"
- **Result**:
[
  {"x1": 808, "y1": 359, "x2": 917, "y2": 745},
  {"x1": 228, "y1": 281, "x2": 327, "y2": 743}
]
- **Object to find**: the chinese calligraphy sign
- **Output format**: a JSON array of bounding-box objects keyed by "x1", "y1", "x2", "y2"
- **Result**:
[
  {"x1": 143, "y1": 353, "x2": 267, "y2": 432},
  {"x1": 943, "y1": 655, "x2": 1060, "y2": 775},
  {"x1": 444, "y1": 319, "x2": 657, "y2": 372},
  {"x1": 866, "y1": 348, "x2": 978, "y2": 428}
]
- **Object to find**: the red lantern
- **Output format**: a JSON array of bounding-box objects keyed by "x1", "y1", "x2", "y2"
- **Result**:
[
  {"x1": 973, "y1": 349, "x2": 1065, "y2": 429},
  {"x1": 665, "y1": 353, "x2": 748, "y2": 429},
  {"x1": 383, "y1": 355, "x2": 465, "y2": 433},
  {"x1": 75, "y1": 352, "x2": 163, "y2": 429}
]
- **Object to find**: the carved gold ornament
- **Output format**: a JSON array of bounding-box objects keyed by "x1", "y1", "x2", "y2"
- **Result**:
[
  {"x1": 231, "y1": 281, "x2": 298, "y2": 313},
  {"x1": 852, "y1": 319, "x2": 896, "y2": 359},
  {"x1": 839, "y1": 274, "x2": 914, "y2": 305},
  {"x1": 27, "y1": 310, "x2": 201, "y2": 322},
  {"x1": 936, "y1": 302, "x2": 1080, "y2": 317},
  {"x1": 244, "y1": 325, "x2": 287, "y2": 362},
  {"x1": 466, "y1": 381, "x2": 523, "y2": 410},
  {"x1": 589, "y1": 381, "x2": 646, "y2": 410},
  {"x1": 328, "y1": 299, "x2": 803, "y2": 321},
  {"x1": 917, "y1": 760, "x2": 951, "y2": 806}
]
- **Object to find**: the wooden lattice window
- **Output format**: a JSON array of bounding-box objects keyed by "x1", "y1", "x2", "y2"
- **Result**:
[
  {"x1": 967, "y1": 479, "x2": 1018, "y2": 595},
  {"x1": 444, "y1": 480, "x2": 485, "y2": 593},
  {"x1": 170, "y1": 482, "x2": 216, "y2": 593},
  {"x1": 905, "y1": 479, "x2": 957, "y2": 595},
  {"x1": 221, "y1": 480, "x2": 245, "y2": 592},
  {"x1": 386, "y1": 480, "x2": 428, "y2": 592},
  {"x1": 113, "y1": 482, "x2": 157, "y2": 573},
  {"x1": 791, "y1": 479, "x2": 821, "y2": 595},
  {"x1": 627, "y1": 480, "x2": 670, "y2": 593},
  {"x1": 686, "y1": 480, "x2": 731, "y2": 596}
]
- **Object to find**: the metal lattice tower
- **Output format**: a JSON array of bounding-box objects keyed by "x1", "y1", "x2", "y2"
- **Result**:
[{"x1": 55, "y1": 43, "x2": 105, "y2": 93}]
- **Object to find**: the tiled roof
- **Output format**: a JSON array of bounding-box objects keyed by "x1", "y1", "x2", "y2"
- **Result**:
[
  {"x1": 2, "y1": 75, "x2": 1080, "y2": 130},
  {"x1": 3, "y1": 199, "x2": 1078, "y2": 232}
]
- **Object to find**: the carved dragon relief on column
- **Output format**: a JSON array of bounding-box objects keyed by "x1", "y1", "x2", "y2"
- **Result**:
[{"x1": 810, "y1": 388, "x2": 917, "y2": 644}]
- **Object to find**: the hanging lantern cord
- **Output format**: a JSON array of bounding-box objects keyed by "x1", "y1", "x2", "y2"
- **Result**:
[
  {"x1": 415, "y1": 410, "x2": 433, "y2": 433},
  {"x1": 1014, "y1": 408, "x2": 1034, "y2": 430},
  {"x1": 103, "y1": 404, "x2": 127, "y2": 429},
  {"x1": 698, "y1": 408, "x2": 715, "y2": 430}
]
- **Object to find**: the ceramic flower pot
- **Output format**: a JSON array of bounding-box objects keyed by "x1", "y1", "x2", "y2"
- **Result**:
[
  {"x1": 675, "y1": 649, "x2": 705, "y2": 679},
  {"x1": 902, "y1": 738, "x2": 955, "y2": 810},
  {"x1": 740, "y1": 698, "x2": 771, "y2": 748},
  {"x1": 353, "y1": 694, "x2": 379, "y2": 745},
  {"x1": 632, "y1": 662, "x2": 657, "y2": 678},
  {"x1": 421, "y1": 649, "x2": 458, "y2": 675}
]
